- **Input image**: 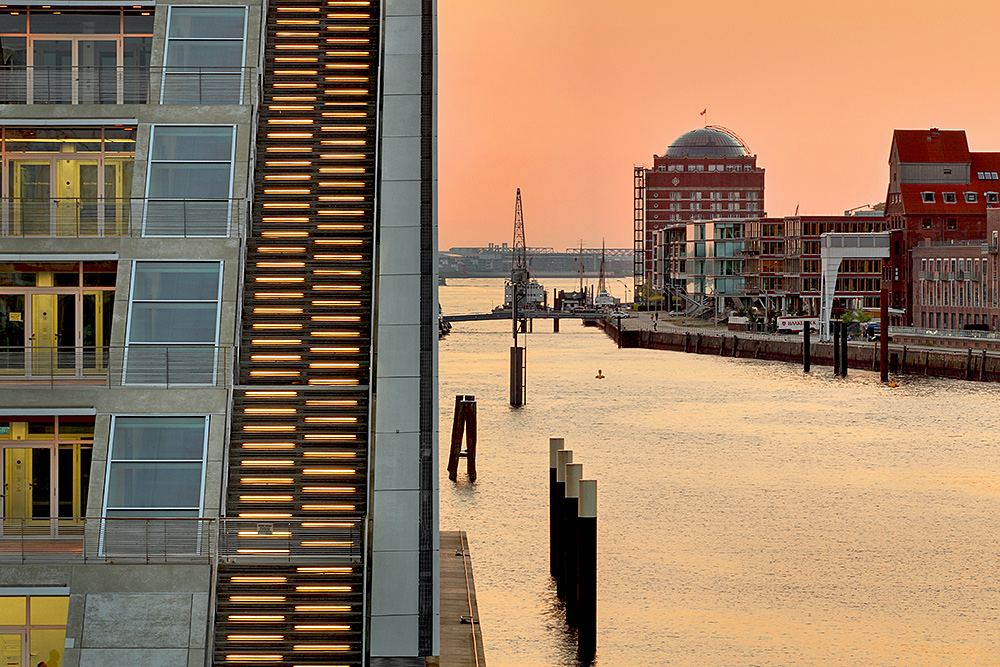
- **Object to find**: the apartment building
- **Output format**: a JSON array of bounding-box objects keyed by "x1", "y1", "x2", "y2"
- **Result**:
[{"x1": 0, "y1": 2, "x2": 437, "y2": 666}]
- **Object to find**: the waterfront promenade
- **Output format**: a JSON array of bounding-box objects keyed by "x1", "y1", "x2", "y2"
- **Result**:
[{"x1": 605, "y1": 313, "x2": 1000, "y2": 382}]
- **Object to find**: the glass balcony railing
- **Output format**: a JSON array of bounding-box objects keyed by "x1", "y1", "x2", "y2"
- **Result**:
[
  {"x1": 0, "y1": 198, "x2": 246, "y2": 238},
  {"x1": 0, "y1": 345, "x2": 234, "y2": 387},
  {"x1": 0, "y1": 66, "x2": 257, "y2": 105}
]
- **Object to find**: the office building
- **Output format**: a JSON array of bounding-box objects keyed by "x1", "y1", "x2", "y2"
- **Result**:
[{"x1": 0, "y1": 2, "x2": 437, "y2": 666}]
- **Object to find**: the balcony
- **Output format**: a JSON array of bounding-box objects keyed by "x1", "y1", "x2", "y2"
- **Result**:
[
  {"x1": 0, "y1": 345, "x2": 234, "y2": 387},
  {"x1": 1, "y1": 198, "x2": 246, "y2": 238},
  {"x1": 0, "y1": 66, "x2": 257, "y2": 106},
  {"x1": 0, "y1": 517, "x2": 363, "y2": 564}
]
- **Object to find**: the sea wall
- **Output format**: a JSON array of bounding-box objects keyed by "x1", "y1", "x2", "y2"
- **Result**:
[{"x1": 599, "y1": 320, "x2": 1000, "y2": 383}]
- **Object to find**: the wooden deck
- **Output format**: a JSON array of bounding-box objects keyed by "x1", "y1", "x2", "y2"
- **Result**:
[{"x1": 439, "y1": 531, "x2": 486, "y2": 667}]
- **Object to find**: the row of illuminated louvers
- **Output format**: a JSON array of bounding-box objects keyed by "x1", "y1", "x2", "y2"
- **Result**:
[{"x1": 216, "y1": 1, "x2": 380, "y2": 664}]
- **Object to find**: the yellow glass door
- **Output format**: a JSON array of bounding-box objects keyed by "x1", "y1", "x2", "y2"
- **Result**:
[
  {"x1": 8, "y1": 160, "x2": 52, "y2": 236},
  {"x1": 55, "y1": 158, "x2": 100, "y2": 236},
  {"x1": 3, "y1": 448, "x2": 51, "y2": 521},
  {"x1": 30, "y1": 292, "x2": 77, "y2": 376}
]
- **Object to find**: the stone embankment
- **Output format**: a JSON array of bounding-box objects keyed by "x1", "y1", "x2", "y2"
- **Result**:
[{"x1": 599, "y1": 319, "x2": 1000, "y2": 382}]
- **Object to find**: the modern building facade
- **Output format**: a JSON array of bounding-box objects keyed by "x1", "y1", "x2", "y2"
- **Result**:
[{"x1": 0, "y1": 2, "x2": 437, "y2": 666}]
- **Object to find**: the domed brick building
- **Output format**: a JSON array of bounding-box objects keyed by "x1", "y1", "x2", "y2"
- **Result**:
[{"x1": 640, "y1": 126, "x2": 765, "y2": 282}]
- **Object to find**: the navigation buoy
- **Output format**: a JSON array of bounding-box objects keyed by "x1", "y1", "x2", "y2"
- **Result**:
[{"x1": 595, "y1": 369, "x2": 605, "y2": 379}]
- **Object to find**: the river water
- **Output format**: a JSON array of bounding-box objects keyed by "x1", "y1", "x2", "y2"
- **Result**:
[{"x1": 438, "y1": 278, "x2": 1000, "y2": 667}]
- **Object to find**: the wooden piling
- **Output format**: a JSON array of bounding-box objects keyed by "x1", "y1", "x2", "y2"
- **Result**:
[
  {"x1": 510, "y1": 346, "x2": 525, "y2": 406},
  {"x1": 447, "y1": 395, "x2": 464, "y2": 480},
  {"x1": 880, "y1": 288, "x2": 889, "y2": 382},
  {"x1": 966, "y1": 347, "x2": 973, "y2": 380},
  {"x1": 832, "y1": 321, "x2": 840, "y2": 376},
  {"x1": 803, "y1": 321, "x2": 811, "y2": 372},
  {"x1": 840, "y1": 320, "x2": 848, "y2": 377},
  {"x1": 549, "y1": 438, "x2": 564, "y2": 580},
  {"x1": 465, "y1": 397, "x2": 478, "y2": 481},
  {"x1": 577, "y1": 479, "x2": 597, "y2": 661},
  {"x1": 563, "y1": 462, "x2": 583, "y2": 626},
  {"x1": 980, "y1": 348, "x2": 987, "y2": 381},
  {"x1": 553, "y1": 317, "x2": 559, "y2": 333},
  {"x1": 554, "y1": 449, "x2": 573, "y2": 591}
]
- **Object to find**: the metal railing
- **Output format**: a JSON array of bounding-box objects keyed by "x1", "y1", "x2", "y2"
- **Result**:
[
  {"x1": 0, "y1": 517, "x2": 363, "y2": 564},
  {"x1": 890, "y1": 326, "x2": 1000, "y2": 341},
  {"x1": 0, "y1": 197, "x2": 245, "y2": 238},
  {"x1": 218, "y1": 519, "x2": 363, "y2": 563},
  {"x1": 0, "y1": 345, "x2": 234, "y2": 387},
  {"x1": 0, "y1": 66, "x2": 257, "y2": 105},
  {"x1": 0, "y1": 517, "x2": 216, "y2": 563}
]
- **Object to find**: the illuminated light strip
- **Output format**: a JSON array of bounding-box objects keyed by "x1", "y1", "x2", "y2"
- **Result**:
[
  {"x1": 267, "y1": 117, "x2": 314, "y2": 123},
  {"x1": 265, "y1": 160, "x2": 311, "y2": 165},
  {"x1": 262, "y1": 231, "x2": 311, "y2": 237},
  {"x1": 296, "y1": 566, "x2": 353, "y2": 572},
  {"x1": 297, "y1": 525, "x2": 354, "y2": 530},
  {"x1": 244, "y1": 391, "x2": 297, "y2": 397},
  {"x1": 302, "y1": 505, "x2": 356, "y2": 511},
  {"x1": 304, "y1": 399, "x2": 358, "y2": 405},
  {"x1": 318, "y1": 167, "x2": 365, "y2": 172},
  {"x1": 318, "y1": 181, "x2": 365, "y2": 187},
  {"x1": 244, "y1": 407, "x2": 297, "y2": 414},
  {"x1": 302, "y1": 468, "x2": 354, "y2": 475},
  {"x1": 313, "y1": 224, "x2": 364, "y2": 230},
  {"x1": 274, "y1": 57, "x2": 318, "y2": 62},
  {"x1": 236, "y1": 531, "x2": 292, "y2": 537},
  {"x1": 250, "y1": 354, "x2": 303, "y2": 360},
  {"x1": 308, "y1": 379, "x2": 361, "y2": 385},
  {"x1": 227, "y1": 635, "x2": 285, "y2": 641},
  {"x1": 311, "y1": 315, "x2": 360, "y2": 321},
  {"x1": 230, "y1": 576, "x2": 288, "y2": 583},
  {"x1": 303, "y1": 416, "x2": 356, "y2": 422},
  {"x1": 313, "y1": 254, "x2": 364, "y2": 260},
  {"x1": 294, "y1": 605, "x2": 350, "y2": 612},
  {"x1": 229, "y1": 595, "x2": 286, "y2": 602},
  {"x1": 224, "y1": 654, "x2": 283, "y2": 661},
  {"x1": 274, "y1": 70, "x2": 319, "y2": 76},
  {"x1": 262, "y1": 202, "x2": 310, "y2": 208},
  {"x1": 309, "y1": 346, "x2": 361, "y2": 352},
  {"x1": 254, "y1": 291, "x2": 304, "y2": 297},
  {"x1": 252, "y1": 323, "x2": 303, "y2": 329},
  {"x1": 243, "y1": 425, "x2": 295, "y2": 432},
  {"x1": 255, "y1": 276, "x2": 306, "y2": 282},
  {"x1": 240, "y1": 478, "x2": 294, "y2": 484},
  {"x1": 319, "y1": 153, "x2": 365, "y2": 159},
  {"x1": 237, "y1": 513, "x2": 293, "y2": 519},
  {"x1": 324, "y1": 51, "x2": 370, "y2": 57},
  {"x1": 239, "y1": 496, "x2": 294, "y2": 502},
  {"x1": 295, "y1": 586, "x2": 351, "y2": 592},
  {"x1": 262, "y1": 216, "x2": 310, "y2": 222},
  {"x1": 303, "y1": 434, "x2": 356, "y2": 440},
  {"x1": 242, "y1": 444, "x2": 296, "y2": 450},
  {"x1": 251, "y1": 339, "x2": 304, "y2": 345},
  {"x1": 265, "y1": 189, "x2": 311, "y2": 194},
  {"x1": 294, "y1": 625, "x2": 350, "y2": 631},
  {"x1": 249, "y1": 371, "x2": 302, "y2": 377},
  {"x1": 267, "y1": 100, "x2": 316, "y2": 104},
  {"x1": 236, "y1": 549, "x2": 292, "y2": 555},
  {"x1": 302, "y1": 487, "x2": 355, "y2": 494},
  {"x1": 264, "y1": 173, "x2": 312, "y2": 179}
]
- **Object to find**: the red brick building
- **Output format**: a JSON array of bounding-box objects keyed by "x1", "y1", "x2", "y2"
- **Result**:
[
  {"x1": 642, "y1": 126, "x2": 764, "y2": 277},
  {"x1": 884, "y1": 128, "x2": 1000, "y2": 322}
]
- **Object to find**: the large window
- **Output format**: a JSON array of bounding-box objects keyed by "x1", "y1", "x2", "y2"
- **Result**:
[
  {"x1": 125, "y1": 261, "x2": 222, "y2": 384},
  {"x1": 162, "y1": 6, "x2": 247, "y2": 104},
  {"x1": 144, "y1": 125, "x2": 236, "y2": 236},
  {"x1": 104, "y1": 416, "x2": 208, "y2": 517},
  {"x1": 0, "y1": 8, "x2": 153, "y2": 104}
]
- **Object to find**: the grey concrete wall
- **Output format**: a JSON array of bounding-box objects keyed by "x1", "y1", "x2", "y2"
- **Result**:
[{"x1": 370, "y1": 0, "x2": 440, "y2": 659}]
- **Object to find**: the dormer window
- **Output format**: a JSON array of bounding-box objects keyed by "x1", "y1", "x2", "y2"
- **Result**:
[
  {"x1": 943, "y1": 192, "x2": 957, "y2": 203},
  {"x1": 965, "y1": 192, "x2": 977, "y2": 203},
  {"x1": 978, "y1": 171, "x2": 999, "y2": 180},
  {"x1": 921, "y1": 191, "x2": 935, "y2": 203}
]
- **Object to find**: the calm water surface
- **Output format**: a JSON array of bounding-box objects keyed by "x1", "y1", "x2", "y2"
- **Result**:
[{"x1": 438, "y1": 278, "x2": 1000, "y2": 666}]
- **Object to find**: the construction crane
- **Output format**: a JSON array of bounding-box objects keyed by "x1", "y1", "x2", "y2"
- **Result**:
[{"x1": 511, "y1": 188, "x2": 529, "y2": 286}]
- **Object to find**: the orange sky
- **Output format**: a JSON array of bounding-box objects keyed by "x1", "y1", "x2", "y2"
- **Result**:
[{"x1": 437, "y1": 0, "x2": 1000, "y2": 250}]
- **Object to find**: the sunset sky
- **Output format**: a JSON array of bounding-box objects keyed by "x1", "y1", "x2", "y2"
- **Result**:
[{"x1": 437, "y1": 0, "x2": 1000, "y2": 250}]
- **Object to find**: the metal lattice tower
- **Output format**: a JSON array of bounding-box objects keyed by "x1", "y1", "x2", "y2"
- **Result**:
[{"x1": 512, "y1": 188, "x2": 529, "y2": 286}]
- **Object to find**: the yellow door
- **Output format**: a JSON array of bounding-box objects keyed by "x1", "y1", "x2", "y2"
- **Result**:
[{"x1": 0, "y1": 633, "x2": 23, "y2": 667}]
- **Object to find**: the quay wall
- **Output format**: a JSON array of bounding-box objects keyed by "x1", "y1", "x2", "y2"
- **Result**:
[{"x1": 599, "y1": 320, "x2": 1000, "y2": 383}]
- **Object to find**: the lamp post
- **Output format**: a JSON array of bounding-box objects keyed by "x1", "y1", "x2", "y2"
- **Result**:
[{"x1": 616, "y1": 279, "x2": 630, "y2": 309}]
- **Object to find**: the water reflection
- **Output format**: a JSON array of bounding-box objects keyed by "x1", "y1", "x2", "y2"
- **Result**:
[{"x1": 439, "y1": 279, "x2": 1000, "y2": 667}]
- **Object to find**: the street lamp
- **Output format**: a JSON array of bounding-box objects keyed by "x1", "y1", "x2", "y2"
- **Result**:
[{"x1": 616, "y1": 279, "x2": 630, "y2": 308}]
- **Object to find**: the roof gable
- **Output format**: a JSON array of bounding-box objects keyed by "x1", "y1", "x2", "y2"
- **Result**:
[{"x1": 893, "y1": 129, "x2": 970, "y2": 164}]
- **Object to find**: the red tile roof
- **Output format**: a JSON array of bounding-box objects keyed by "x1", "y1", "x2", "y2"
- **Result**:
[
  {"x1": 899, "y1": 184, "x2": 983, "y2": 215},
  {"x1": 893, "y1": 129, "x2": 970, "y2": 163}
]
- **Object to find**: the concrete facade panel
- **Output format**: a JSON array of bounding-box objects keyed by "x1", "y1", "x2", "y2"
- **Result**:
[
  {"x1": 384, "y1": 16, "x2": 421, "y2": 56},
  {"x1": 386, "y1": 0, "x2": 422, "y2": 16},
  {"x1": 383, "y1": 54, "x2": 422, "y2": 96},
  {"x1": 379, "y1": 227, "x2": 422, "y2": 277},
  {"x1": 81, "y1": 593, "x2": 192, "y2": 648},
  {"x1": 374, "y1": 377, "x2": 420, "y2": 435},
  {"x1": 373, "y1": 430, "x2": 419, "y2": 491},
  {"x1": 370, "y1": 613, "x2": 420, "y2": 657},
  {"x1": 376, "y1": 273, "x2": 422, "y2": 323},
  {"x1": 372, "y1": 490, "x2": 420, "y2": 552},
  {"x1": 371, "y1": 550, "x2": 419, "y2": 615},
  {"x1": 79, "y1": 648, "x2": 189, "y2": 667},
  {"x1": 381, "y1": 137, "x2": 422, "y2": 182},
  {"x1": 374, "y1": 324, "x2": 421, "y2": 378},
  {"x1": 379, "y1": 180, "x2": 422, "y2": 228},
  {"x1": 381, "y1": 93, "x2": 421, "y2": 138}
]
